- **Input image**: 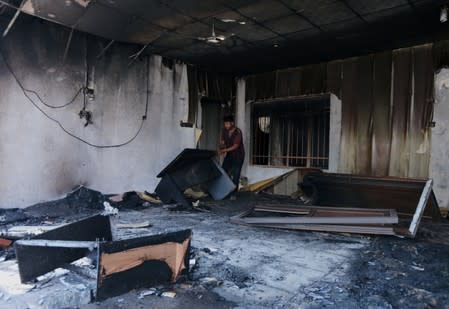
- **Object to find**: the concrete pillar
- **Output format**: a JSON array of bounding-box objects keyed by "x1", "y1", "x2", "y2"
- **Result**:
[
  {"x1": 430, "y1": 69, "x2": 449, "y2": 210},
  {"x1": 329, "y1": 93, "x2": 342, "y2": 173}
]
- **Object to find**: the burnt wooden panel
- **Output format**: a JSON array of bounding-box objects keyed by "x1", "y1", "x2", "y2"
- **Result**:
[
  {"x1": 389, "y1": 49, "x2": 413, "y2": 176},
  {"x1": 275, "y1": 69, "x2": 302, "y2": 98},
  {"x1": 301, "y1": 63, "x2": 327, "y2": 95},
  {"x1": 433, "y1": 39, "x2": 449, "y2": 71},
  {"x1": 15, "y1": 214, "x2": 112, "y2": 282},
  {"x1": 326, "y1": 60, "x2": 342, "y2": 98},
  {"x1": 303, "y1": 172, "x2": 441, "y2": 221},
  {"x1": 246, "y1": 46, "x2": 435, "y2": 180},
  {"x1": 371, "y1": 51, "x2": 392, "y2": 176},
  {"x1": 354, "y1": 55, "x2": 374, "y2": 175},
  {"x1": 96, "y1": 229, "x2": 192, "y2": 301},
  {"x1": 409, "y1": 45, "x2": 433, "y2": 178}
]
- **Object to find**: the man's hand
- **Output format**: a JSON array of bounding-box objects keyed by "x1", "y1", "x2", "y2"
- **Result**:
[{"x1": 217, "y1": 148, "x2": 226, "y2": 155}]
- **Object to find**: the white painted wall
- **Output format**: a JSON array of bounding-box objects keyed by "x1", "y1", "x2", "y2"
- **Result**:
[
  {"x1": 430, "y1": 69, "x2": 449, "y2": 210},
  {"x1": 329, "y1": 94, "x2": 342, "y2": 173},
  {"x1": 0, "y1": 19, "x2": 194, "y2": 208}
]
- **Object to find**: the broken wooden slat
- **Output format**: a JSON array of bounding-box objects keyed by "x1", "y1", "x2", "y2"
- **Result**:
[
  {"x1": 256, "y1": 223, "x2": 396, "y2": 235},
  {"x1": 254, "y1": 203, "x2": 396, "y2": 214},
  {"x1": 254, "y1": 205, "x2": 395, "y2": 217},
  {"x1": 253, "y1": 207, "x2": 310, "y2": 215},
  {"x1": 242, "y1": 214, "x2": 398, "y2": 225}
]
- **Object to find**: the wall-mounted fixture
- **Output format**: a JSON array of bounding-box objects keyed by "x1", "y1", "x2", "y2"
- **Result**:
[{"x1": 441, "y1": 5, "x2": 448, "y2": 23}]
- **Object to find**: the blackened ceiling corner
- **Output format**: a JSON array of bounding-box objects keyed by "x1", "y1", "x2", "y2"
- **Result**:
[{"x1": 0, "y1": 0, "x2": 449, "y2": 73}]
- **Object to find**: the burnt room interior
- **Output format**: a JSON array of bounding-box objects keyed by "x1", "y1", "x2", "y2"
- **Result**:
[{"x1": 1, "y1": 0, "x2": 449, "y2": 308}]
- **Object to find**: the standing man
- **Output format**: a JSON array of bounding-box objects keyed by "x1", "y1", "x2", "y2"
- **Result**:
[{"x1": 218, "y1": 115, "x2": 245, "y2": 198}]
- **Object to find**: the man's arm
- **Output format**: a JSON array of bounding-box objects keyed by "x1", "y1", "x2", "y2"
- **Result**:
[{"x1": 220, "y1": 129, "x2": 241, "y2": 154}]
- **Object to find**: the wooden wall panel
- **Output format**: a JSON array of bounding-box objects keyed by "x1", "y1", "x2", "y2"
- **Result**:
[
  {"x1": 409, "y1": 45, "x2": 433, "y2": 177},
  {"x1": 339, "y1": 58, "x2": 358, "y2": 173},
  {"x1": 389, "y1": 49, "x2": 412, "y2": 177},
  {"x1": 353, "y1": 55, "x2": 374, "y2": 175},
  {"x1": 243, "y1": 43, "x2": 436, "y2": 178},
  {"x1": 371, "y1": 51, "x2": 392, "y2": 176}
]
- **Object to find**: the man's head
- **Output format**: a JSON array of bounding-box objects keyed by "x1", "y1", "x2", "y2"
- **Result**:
[{"x1": 223, "y1": 114, "x2": 235, "y2": 130}]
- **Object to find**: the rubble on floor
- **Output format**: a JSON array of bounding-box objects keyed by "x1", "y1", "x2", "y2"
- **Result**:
[
  {"x1": 0, "y1": 186, "x2": 448, "y2": 308},
  {"x1": 13, "y1": 213, "x2": 192, "y2": 301},
  {"x1": 234, "y1": 172, "x2": 442, "y2": 238}
]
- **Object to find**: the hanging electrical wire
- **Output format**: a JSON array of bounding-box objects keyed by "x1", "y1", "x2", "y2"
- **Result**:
[
  {"x1": 25, "y1": 86, "x2": 84, "y2": 109},
  {"x1": 0, "y1": 50, "x2": 149, "y2": 149}
]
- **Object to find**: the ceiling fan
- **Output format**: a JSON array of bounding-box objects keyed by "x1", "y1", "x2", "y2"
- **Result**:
[{"x1": 197, "y1": 18, "x2": 227, "y2": 44}]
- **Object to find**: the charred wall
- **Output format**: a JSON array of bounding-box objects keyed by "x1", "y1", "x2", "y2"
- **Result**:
[
  {"x1": 0, "y1": 16, "x2": 195, "y2": 208},
  {"x1": 245, "y1": 44, "x2": 437, "y2": 178}
]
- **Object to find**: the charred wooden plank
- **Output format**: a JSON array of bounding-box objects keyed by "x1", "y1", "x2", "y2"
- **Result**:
[{"x1": 96, "y1": 229, "x2": 192, "y2": 301}]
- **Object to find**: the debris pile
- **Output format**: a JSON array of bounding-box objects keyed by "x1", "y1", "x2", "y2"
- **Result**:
[
  {"x1": 13, "y1": 214, "x2": 192, "y2": 301},
  {"x1": 232, "y1": 172, "x2": 441, "y2": 238}
]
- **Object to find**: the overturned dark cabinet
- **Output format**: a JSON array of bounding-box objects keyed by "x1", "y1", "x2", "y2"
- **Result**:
[{"x1": 155, "y1": 149, "x2": 235, "y2": 207}]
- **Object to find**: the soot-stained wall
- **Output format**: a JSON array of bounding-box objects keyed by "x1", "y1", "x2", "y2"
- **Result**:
[{"x1": 0, "y1": 17, "x2": 194, "y2": 208}]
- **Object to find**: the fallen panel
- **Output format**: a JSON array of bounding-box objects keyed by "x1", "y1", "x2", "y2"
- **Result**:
[
  {"x1": 257, "y1": 223, "x2": 396, "y2": 235},
  {"x1": 230, "y1": 208, "x2": 398, "y2": 236},
  {"x1": 96, "y1": 229, "x2": 192, "y2": 301},
  {"x1": 302, "y1": 172, "x2": 441, "y2": 221},
  {"x1": 239, "y1": 210, "x2": 398, "y2": 225},
  {"x1": 15, "y1": 214, "x2": 112, "y2": 282},
  {"x1": 254, "y1": 204, "x2": 396, "y2": 216}
]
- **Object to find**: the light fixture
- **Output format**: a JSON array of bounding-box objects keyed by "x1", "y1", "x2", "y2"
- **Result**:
[
  {"x1": 273, "y1": 43, "x2": 279, "y2": 48},
  {"x1": 441, "y1": 5, "x2": 448, "y2": 23}
]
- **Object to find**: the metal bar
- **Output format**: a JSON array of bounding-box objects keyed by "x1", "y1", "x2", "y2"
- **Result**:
[
  {"x1": 15, "y1": 214, "x2": 112, "y2": 283},
  {"x1": 62, "y1": 28, "x2": 74, "y2": 63},
  {"x1": 2, "y1": 0, "x2": 25, "y2": 37},
  {"x1": 96, "y1": 40, "x2": 115, "y2": 59},
  {"x1": 307, "y1": 116, "x2": 312, "y2": 167},
  {"x1": 15, "y1": 239, "x2": 97, "y2": 249},
  {"x1": 128, "y1": 43, "x2": 150, "y2": 66}
]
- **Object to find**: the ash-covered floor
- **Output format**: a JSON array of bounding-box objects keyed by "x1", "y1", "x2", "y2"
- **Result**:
[{"x1": 1, "y1": 190, "x2": 449, "y2": 309}]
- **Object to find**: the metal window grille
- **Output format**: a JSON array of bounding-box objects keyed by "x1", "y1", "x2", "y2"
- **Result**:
[{"x1": 251, "y1": 98, "x2": 330, "y2": 169}]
